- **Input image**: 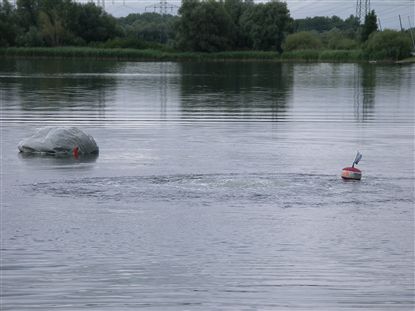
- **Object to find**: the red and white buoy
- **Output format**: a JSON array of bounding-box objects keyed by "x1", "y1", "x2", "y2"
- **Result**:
[
  {"x1": 341, "y1": 166, "x2": 361, "y2": 180},
  {"x1": 341, "y1": 152, "x2": 362, "y2": 180}
]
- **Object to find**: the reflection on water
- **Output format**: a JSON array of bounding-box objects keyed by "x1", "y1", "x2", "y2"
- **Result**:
[
  {"x1": 1, "y1": 59, "x2": 119, "y2": 124},
  {"x1": 180, "y1": 62, "x2": 292, "y2": 120},
  {"x1": 354, "y1": 64, "x2": 376, "y2": 121},
  {"x1": 0, "y1": 59, "x2": 414, "y2": 310},
  {"x1": 1, "y1": 60, "x2": 413, "y2": 125},
  {"x1": 18, "y1": 152, "x2": 98, "y2": 166}
]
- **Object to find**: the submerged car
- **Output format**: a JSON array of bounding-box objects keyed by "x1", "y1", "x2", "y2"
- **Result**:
[{"x1": 18, "y1": 126, "x2": 99, "y2": 156}]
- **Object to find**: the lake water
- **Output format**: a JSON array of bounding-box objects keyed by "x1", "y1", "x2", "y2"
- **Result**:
[{"x1": 1, "y1": 59, "x2": 414, "y2": 310}]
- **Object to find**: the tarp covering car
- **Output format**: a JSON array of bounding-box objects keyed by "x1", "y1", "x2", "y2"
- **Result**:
[{"x1": 18, "y1": 127, "x2": 99, "y2": 156}]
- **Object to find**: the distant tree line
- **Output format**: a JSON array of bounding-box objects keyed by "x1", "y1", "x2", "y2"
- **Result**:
[
  {"x1": 294, "y1": 15, "x2": 360, "y2": 33},
  {"x1": 284, "y1": 10, "x2": 413, "y2": 59},
  {"x1": 117, "y1": 12, "x2": 178, "y2": 47},
  {"x1": 175, "y1": 0, "x2": 292, "y2": 52},
  {"x1": 0, "y1": 0, "x2": 121, "y2": 47},
  {"x1": 0, "y1": 0, "x2": 413, "y2": 60}
]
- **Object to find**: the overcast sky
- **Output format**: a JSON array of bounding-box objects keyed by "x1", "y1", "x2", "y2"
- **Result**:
[{"x1": 79, "y1": 0, "x2": 414, "y2": 30}]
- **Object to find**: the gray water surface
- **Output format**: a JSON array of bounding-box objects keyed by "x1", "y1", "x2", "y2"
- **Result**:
[{"x1": 1, "y1": 59, "x2": 414, "y2": 310}]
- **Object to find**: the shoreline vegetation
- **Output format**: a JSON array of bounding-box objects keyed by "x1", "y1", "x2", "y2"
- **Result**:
[
  {"x1": 1, "y1": 47, "x2": 414, "y2": 63},
  {"x1": 1, "y1": 0, "x2": 414, "y2": 63}
]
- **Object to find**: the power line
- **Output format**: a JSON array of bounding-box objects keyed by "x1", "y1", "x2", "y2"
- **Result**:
[
  {"x1": 301, "y1": 2, "x2": 354, "y2": 17},
  {"x1": 375, "y1": 5, "x2": 414, "y2": 17}
]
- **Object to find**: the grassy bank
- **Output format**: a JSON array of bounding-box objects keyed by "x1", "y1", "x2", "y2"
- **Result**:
[
  {"x1": 1, "y1": 47, "x2": 410, "y2": 63},
  {"x1": 0, "y1": 47, "x2": 281, "y2": 61},
  {"x1": 281, "y1": 49, "x2": 364, "y2": 62},
  {"x1": 395, "y1": 56, "x2": 415, "y2": 64}
]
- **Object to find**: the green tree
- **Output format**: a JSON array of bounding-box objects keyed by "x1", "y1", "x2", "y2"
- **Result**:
[
  {"x1": 322, "y1": 28, "x2": 358, "y2": 50},
  {"x1": 240, "y1": 0, "x2": 291, "y2": 51},
  {"x1": 295, "y1": 16, "x2": 321, "y2": 32},
  {"x1": 14, "y1": 0, "x2": 121, "y2": 46},
  {"x1": 365, "y1": 30, "x2": 412, "y2": 60},
  {"x1": 294, "y1": 15, "x2": 358, "y2": 33},
  {"x1": 361, "y1": 10, "x2": 377, "y2": 42},
  {"x1": 344, "y1": 15, "x2": 360, "y2": 31},
  {"x1": 283, "y1": 31, "x2": 322, "y2": 51},
  {"x1": 0, "y1": 0, "x2": 19, "y2": 46},
  {"x1": 175, "y1": 0, "x2": 234, "y2": 52},
  {"x1": 75, "y1": 3, "x2": 120, "y2": 43},
  {"x1": 15, "y1": 0, "x2": 45, "y2": 46},
  {"x1": 38, "y1": 9, "x2": 66, "y2": 46},
  {"x1": 119, "y1": 12, "x2": 178, "y2": 44},
  {"x1": 223, "y1": 0, "x2": 253, "y2": 48},
  {"x1": 16, "y1": 0, "x2": 40, "y2": 31}
]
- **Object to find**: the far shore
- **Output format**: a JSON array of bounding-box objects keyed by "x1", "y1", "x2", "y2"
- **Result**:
[
  {"x1": 1, "y1": 47, "x2": 414, "y2": 63},
  {"x1": 395, "y1": 56, "x2": 415, "y2": 64}
]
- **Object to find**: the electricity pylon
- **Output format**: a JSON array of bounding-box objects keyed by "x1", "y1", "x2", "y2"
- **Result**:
[
  {"x1": 145, "y1": 0, "x2": 178, "y2": 15},
  {"x1": 356, "y1": 0, "x2": 371, "y2": 23}
]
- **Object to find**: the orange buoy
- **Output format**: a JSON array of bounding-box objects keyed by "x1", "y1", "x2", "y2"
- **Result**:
[{"x1": 342, "y1": 151, "x2": 362, "y2": 180}]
